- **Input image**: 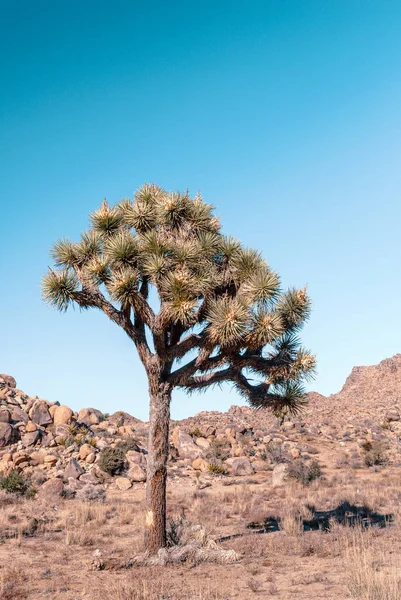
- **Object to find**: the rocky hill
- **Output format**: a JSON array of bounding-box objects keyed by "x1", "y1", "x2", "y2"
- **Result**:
[{"x1": 1, "y1": 354, "x2": 401, "y2": 501}]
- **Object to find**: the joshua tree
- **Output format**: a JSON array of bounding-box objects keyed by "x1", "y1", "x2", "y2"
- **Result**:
[{"x1": 42, "y1": 184, "x2": 315, "y2": 553}]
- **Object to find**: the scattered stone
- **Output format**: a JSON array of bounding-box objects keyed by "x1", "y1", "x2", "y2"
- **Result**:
[
  {"x1": 224, "y1": 457, "x2": 254, "y2": 476},
  {"x1": 272, "y1": 463, "x2": 289, "y2": 487},
  {"x1": 115, "y1": 477, "x2": 132, "y2": 490},
  {"x1": 37, "y1": 478, "x2": 64, "y2": 502},
  {"x1": 64, "y1": 457, "x2": 85, "y2": 479},
  {"x1": 192, "y1": 458, "x2": 209, "y2": 472},
  {"x1": 79, "y1": 443, "x2": 94, "y2": 460},
  {"x1": 127, "y1": 464, "x2": 146, "y2": 482},
  {"x1": 0, "y1": 407, "x2": 11, "y2": 423},
  {"x1": 0, "y1": 423, "x2": 13, "y2": 447}
]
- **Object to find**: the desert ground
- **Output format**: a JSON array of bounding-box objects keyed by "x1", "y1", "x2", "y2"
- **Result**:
[{"x1": 2, "y1": 355, "x2": 401, "y2": 599}]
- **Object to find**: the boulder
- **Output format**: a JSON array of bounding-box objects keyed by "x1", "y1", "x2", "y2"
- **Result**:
[
  {"x1": 30, "y1": 451, "x2": 46, "y2": 465},
  {"x1": 0, "y1": 423, "x2": 14, "y2": 447},
  {"x1": 64, "y1": 457, "x2": 84, "y2": 479},
  {"x1": 37, "y1": 478, "x2": 64, "y2": 502},
  {"x1": 172, "y1": 427, "x2": 202, "y2": 460},
  {"x1": 53, "y1": 405, "x2": 73, "y2": 426},
  {"x1": 78, "y1": 408, "x2": 104, "y2": 426},
  {"x1": 0, "y1": 407, "x2": 11, "y2": 423},
  {"x1": 0, "y1": 374, "x2": 17, "y2": 388},
  {"x1": 30, "y1": 400, "x2": 52, "y2": 426},
  {"x1": 195, "y1": 437, "x2": 210, "y2": 450},
  {"x1": 43, "y1": 455, "x2": 58, "y2": 466},
  {"x1": 127, "y1": 464, "x2": 146, "y2": 482},
  {"x1": 192, "y1": 458, "x2": 209, "y2": 472},
  {"x1": 252, "y1": 460, "x2": 270, "y2": 472},
  {"x1": 115, "y1": 477, "x2": 132, "y2": 490},
  {"x1": 26, "y1": 421, "x2": 38, "y2": 432},
  {"x1": 11, "y1": 406, "x2": 29, "y2": 424},
  {"x1": 386, "y1": 410, "x2": 400, "y2": 422},
  {"x1": 224, "y1": 457, "x2": 254, "y2": 476},
  {"x1": 126, "y1": 450, "x2": 146, "y2": 467},
  {"x1": 21, "y1": 430, "x2": 40, "y2": 446},
  {"x1": 79, "y1": 443, "x2": 94, "y2": 460},
  {"x1": 272, "y1": 463, "x2": 289, "y2": 487},
  {"x1": 85, "y1": 452, "x2": 96, "y2": 464}
]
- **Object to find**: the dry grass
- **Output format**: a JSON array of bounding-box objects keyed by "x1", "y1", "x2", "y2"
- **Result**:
[{"x1": 345, "y1": 530, "x2": 401, "y2": 599}]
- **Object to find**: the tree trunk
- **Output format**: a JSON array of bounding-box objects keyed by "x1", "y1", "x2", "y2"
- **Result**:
[{"x1": 144, "y1": 379, "x2": 171, "y2": 554}]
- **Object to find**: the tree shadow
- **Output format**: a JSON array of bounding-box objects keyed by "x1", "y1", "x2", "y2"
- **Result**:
[{"x1": 217, "y1": 501, "x2": 393, "y2": 543}]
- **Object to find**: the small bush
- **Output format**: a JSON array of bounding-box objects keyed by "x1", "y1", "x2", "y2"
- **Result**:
[
  {"x1": 265, "y1": 442, "x2": 286, "y2": 464},
  {"x1": 287, "y1": 459, "x2": 322, "y2": 485},
  {"x1": 0, "y1": 470, "x2": 31, "y2": 496},
  {"x1": 208, "y1": 462, "x2": 226, "y2": 475},
  {"x1": 188, "y1": 426, "x2": 202, "y2": 438},
  {"x1": 166, "y1": 515, "x2": 187, "y2": 547},
  {"x1": 208, "y1": 438, "x2": 231, "y2": 461},
  {"x1": 98, "y1": 447, "x2": 126, "y2": 475},
  {"x1": 76, "y1": 484, "x2": 106, "y2": 503},
  {"x1": 361, "y1": 440, "x2": 388, "y2": 467}
]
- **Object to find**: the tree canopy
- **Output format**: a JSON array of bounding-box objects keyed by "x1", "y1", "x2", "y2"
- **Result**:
[{"x1": 43, "y1": 184, "x2": 315, "y2": 416}]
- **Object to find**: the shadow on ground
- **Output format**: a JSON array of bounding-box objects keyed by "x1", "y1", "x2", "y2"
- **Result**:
[{"x1": 217, "y1": 501, "x2": 393, "y2": 542}]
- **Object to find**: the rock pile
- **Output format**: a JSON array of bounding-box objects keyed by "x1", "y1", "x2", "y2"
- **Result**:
[{"x1": 2, "y1": 354, "x2": 401, "y2": 501}]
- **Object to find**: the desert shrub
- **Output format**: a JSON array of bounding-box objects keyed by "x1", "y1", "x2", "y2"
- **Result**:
[
  {"x1": 76, "y1": 484, "x2": 106, "y2": 503},
  {"x1": 360, "y1": 440, "x2": 388, "y2": 467},
  {"x1": 98, "y1": 447, "x2": 126, "y2": 475},
  {"x1": 62, "y1": 423, "x2": 94, "y2": 448},
  {"x1": 116, "y1": 438, "x2": 139, "y2": 453},
  {"x1": 265, "y1": 442, "x2": 286, "y2": 464},
  {"x1": 208, "y1": 462, "x2": 226, "y2": 475},
  {"x1": 188, "y1": 426, "x2": 202, "y2": 438},
  {"x1": 166, "y1": 515, "x2": 187, "y2": 546},
  {"x1": 287, "y1": 459, "x2": 322, "y2": 485},
  {"x1": 0, "y1": 470, "x2": 31, "y2": 496},
  {"x1": 208, "y1": 438, "x2": 231, "y2": 461}
]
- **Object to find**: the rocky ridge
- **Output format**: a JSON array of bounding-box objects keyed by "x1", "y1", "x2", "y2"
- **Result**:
[{"x1": 1, "y1": 354, "x2": 401, "y2": 499}]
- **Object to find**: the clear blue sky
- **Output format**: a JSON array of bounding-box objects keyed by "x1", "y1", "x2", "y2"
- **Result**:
[{"x1": 1, "y1": 1, "x2": 400, "y2": 420}]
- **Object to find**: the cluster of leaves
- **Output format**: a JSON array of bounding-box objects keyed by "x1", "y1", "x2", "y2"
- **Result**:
[
  {"x1": 287, "y1": 459, "x2": 322, "y2": 485},
  {"x1": 98, "y1": 446, "x2": 126, "y2": 475},
  {"x1": 208, "y1": 462, "x2": 226, "y2": 475},
  {"x1": 59, "y1": 424, "x2": 96, "y2": 448},
  {"x1": 188, "y1": 426, "x2": 203, "y2": 438},
  {"x1": 0, "y1": 469, "x2": 33, "y2": 497},
  {"x1": 43, "y1": 184, "x2": 315, "y2": 415},
  {"x1": 360, "y1": 440, "x2": 388, "y2": 467}
]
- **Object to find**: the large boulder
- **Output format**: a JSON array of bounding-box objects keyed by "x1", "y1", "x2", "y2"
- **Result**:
[
  {"x1": 78, "y1": 408, "x2": 104, "y2": 426},
  {"x1": 224, "y1": 457, "x2": 254, "y2": 476},
  {"x1": 0, "y1": 423, "x2": 14, "y2": 447},
  {"x1": 192, "y1": 458, "x2": 209, "y2": 472},
  {"x1": 127, "y1": 464, "x2": 146, "y2": 482},
  {"x1": 0, "y1": 374, "x2": 17, "y2": 388},
  {"x1": 172, "y1": 427, "x2": 202, "y2": 460},
  {"x1": 64, "y1": 457, "x2": 84, "y2": 479},
  {"x1": 53, "y1": 405, "x2": 73, "y2": 426},
  {"x1": 30, "y1": 400, "x2": 52, "y2": 426},
  {"x1": 272, "y1": 463, "x2": 289, "y2": 487},
  {"x1": 37, "y1": 478, "x2": 64, "y2": 502},
  {"x1": 0, "y1": 407, "x2": 11, "y2": 423},
  {"x1": 21, "y1": 430, "x2": 40, "y2": 447},
  {"x1": 115, "y1": 477, "x2": 132, "y2": 490},
  {"x1": 11, "y1": 406, "x2": 29, "y2": 424}
]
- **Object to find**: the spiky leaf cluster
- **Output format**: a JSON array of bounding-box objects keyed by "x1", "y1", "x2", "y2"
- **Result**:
[{"x1": 43, "y1": 184, "x2": 315, "y2": 415}]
